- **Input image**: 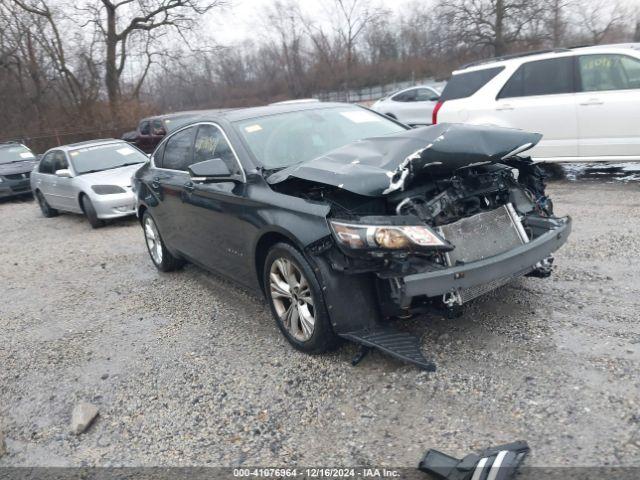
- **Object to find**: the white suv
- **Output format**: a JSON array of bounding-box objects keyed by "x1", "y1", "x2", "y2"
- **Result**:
[{"x1": 435, "y1": 44, "x2": 640, "y2": 163}]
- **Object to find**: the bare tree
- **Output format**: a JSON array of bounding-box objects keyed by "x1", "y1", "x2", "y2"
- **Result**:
[
  {"x1": 572, "y1": 0, "x2": 626, "y2": 44},
  {"x1": 76, "y1": 0, "x2": 225, "y2": 119},
  {"x1": 260, "y1": 0, "x2": 307, "y2": 97},
  {"x1": 439, "y1": 0, "x2": 546, "y2": 56}
]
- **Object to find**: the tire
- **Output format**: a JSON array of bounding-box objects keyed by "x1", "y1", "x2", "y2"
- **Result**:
[
  {"x1": 81, "y1": 195, "x2": 105, "y2": 229},
  {"x1": 142, "y1": 211, "x2": 184, "y2": 272},
  {"x1": 263, "y1": 242, "x2": 338, "y2": 353},
  {"x1": 35, "y1": 190, "x2": 58, "y2": 217}
]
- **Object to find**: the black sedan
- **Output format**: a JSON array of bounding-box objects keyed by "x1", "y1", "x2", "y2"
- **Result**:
[
  {"x1": 133, "y1": 103, "x2": 571, "y2": 370},
  {"x1": 0, "y1": 142, "x2": 37, "y2": 198}
]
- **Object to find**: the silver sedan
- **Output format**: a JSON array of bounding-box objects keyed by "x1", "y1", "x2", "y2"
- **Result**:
[
  {"x1": 371, "y1": 85, "x2": 441, "y2": 126},
  {"x1": 30, "y1": 139, "x2": 147, "y2": 228}
]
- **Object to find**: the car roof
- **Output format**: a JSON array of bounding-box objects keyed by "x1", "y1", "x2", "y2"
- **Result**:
[
  {"x1": 454, "y1": 43, "x2": 640, "y2": 74},
  {"x1": 141, "y1": 109, "x2": 232, "y2": 122},
  {"x1": 177, "y1": 102, "x2": 358, "y2": 123},
  {"x1": 54, "y1": 138, "x2": 125, "y2": 152}
]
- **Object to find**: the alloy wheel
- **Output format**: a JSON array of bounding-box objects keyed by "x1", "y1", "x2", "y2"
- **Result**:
[
  {"x1": 144, "y1": 215, "x2": 163, "y2": 265},
  {"x1": 269, "y1": 257, "x2": 315, "y2": 342}
]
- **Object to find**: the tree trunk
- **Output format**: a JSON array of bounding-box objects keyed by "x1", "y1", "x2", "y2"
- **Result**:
[
  {"x1": 494, "y1": 0, "x2": 506, "y2": 56},
  {"x1": 105, "y1": 4, "x2": 119, "y2": 121}
]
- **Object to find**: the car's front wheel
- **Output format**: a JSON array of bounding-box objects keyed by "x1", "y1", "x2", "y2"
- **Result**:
[
  {"x1": 35, "y1": 190, "x2": 58, "y2": 217},
  {"x1": 81, "y1": 195, "x2": 104, "y2": 229},
  {"x1": 264, "y1": 243, "x2": 337, "y2": 353},
  {"x1": 142, "y1": 211, "x2": 184, "y2": 272}
]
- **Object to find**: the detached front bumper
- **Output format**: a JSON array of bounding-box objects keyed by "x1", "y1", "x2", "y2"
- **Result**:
[
  {"x1": 400, "y1": 216, "x2": 572, "y2": 304},
  {"x1": 92, "y1": 190, "x2": 137, "y2": 219}
]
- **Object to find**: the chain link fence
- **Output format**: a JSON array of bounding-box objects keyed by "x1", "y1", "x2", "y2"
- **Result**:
[{"x1": 314, "y1": 78, "x2": 446, "y2": 104}]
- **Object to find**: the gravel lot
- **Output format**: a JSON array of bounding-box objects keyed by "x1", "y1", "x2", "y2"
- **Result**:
[{"x1": 1, "y1": 178, "x2": 639, "y2": 468}]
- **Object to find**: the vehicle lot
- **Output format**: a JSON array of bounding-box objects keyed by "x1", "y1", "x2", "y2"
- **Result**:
[{"x1": 1, "y1": 179, "x2": 639, "y2": 467}]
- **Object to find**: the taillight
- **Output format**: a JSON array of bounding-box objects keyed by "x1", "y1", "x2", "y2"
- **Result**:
[{"x1": 432, "y1": 101, "x2": 443, "y2": 124}]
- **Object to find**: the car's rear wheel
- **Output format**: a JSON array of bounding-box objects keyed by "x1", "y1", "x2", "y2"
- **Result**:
[
  {"x1": 81, "y1": 195, "x2": 104, "y2": 229},
  {"x1": 264, "y1": 242, "x2": 337, "y2": 353},
  {"x1": 35, "y1": 190, "x2": 58, "y2": 217},
  {"x1": 142, "y1": 211, "x2": 184, "y2": 272}
]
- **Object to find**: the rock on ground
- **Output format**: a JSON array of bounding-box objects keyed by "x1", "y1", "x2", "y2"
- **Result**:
[{"x1": 70, "y1": 402, "x2": 99, "y2": 435}]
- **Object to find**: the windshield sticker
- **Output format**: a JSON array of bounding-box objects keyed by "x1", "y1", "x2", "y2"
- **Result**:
[
  {"x1": 19, "y1": 152, "x2": 35, "y2": 159},
  {"x1": 339, "y1": 111, "x2": 382, "y2": 123},
  {"x1": 244, "y1": 124, "x2": 263, "y2": 133},
  {"x1": 117, "y1": 147, "x2": 135, "y2": 156}
]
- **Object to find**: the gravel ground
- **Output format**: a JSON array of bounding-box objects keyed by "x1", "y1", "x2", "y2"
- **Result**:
[{"x1": 1, "y1": 178, "x2": 639, "y2": 468}]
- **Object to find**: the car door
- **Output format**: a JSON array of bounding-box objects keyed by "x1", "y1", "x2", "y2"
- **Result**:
[
  {"x1": 179, "y1": 123, "x2": 254, "y2": 284},
  {"x1": 398, "y1": 87, "x2": 440, "y2": 125},
  {"x1": 148, "y1": 126, "x2": 196, "y2": 251},
  {"x1": 48, "y1": 151, "x2": 77, "y2": 211},
  {"x1": 575, "y1": 53, "x2": 640, "y2": 160},
  {"x1": 493, "y1": 56, "x2": 578, "y2": 160},
  {"x1": 33, "y1": 151, "x2": 56, "y2": 202}
]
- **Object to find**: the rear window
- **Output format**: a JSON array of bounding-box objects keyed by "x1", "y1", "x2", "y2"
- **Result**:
[
  {"x1": 498, "y1": 57, "x2": 574, "y2": 98},
  {"x1": 440, "y1": 67, "x2": 504, "y2": 101}
]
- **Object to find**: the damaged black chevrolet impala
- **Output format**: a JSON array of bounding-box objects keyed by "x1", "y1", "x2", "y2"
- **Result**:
[{"x1": 133, "y1": 103, "x2": 571, "y2": 370}]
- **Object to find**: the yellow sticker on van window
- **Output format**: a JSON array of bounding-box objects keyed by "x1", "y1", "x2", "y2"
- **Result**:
[{"x1": 245, "y1": 124, "x2": 263, "y2": 133}]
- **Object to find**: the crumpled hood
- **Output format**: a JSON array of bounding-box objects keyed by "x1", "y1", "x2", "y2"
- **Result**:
[
  {"x1": 267, "y1": 123, "x2": 542, "y2": 197},
  {"x1": 0, "y1": 160, "x2": 37, "y2": 176}
]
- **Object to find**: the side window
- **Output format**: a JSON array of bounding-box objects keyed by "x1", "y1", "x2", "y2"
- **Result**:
[
  {"x1": 620, "y1": 56, "x2": 640, "y2": 88},
  {"x1": 415, "y1": 88, "x2": 438, "y2": 101},
  {"x1": 39, "y1": 152, "x2": 55, "y2": 174},
  {"x1": 441, "y1": 66, "x2": 505, "y2": 101},
  {"x1": 53, "y1": 151, "x2": 68, "y2": 172},
  {"x1": 392, "y1": 89, "x2": 416, "y2": 102},
  {"x1": 139, "y1": 121, "x2": 151, "y2": 135},
  {"x1": 579, "y1": 54, "x2": 640, "y2": 92},
  {"x1": 498, "y1": 57, "x2": 573, "y2": 98},
  {"x1": 152, "y1": 119, "x2": 164, "y2": 135},
  {"x1": 153, "y1": 142, "x2": 166, "y2": 168},
  {"x1": 162, "y1": 127, "x2": 195, "y2": 171},
  {"x1": 194, "y1": 124, "x2": 240, "y2": 175}
]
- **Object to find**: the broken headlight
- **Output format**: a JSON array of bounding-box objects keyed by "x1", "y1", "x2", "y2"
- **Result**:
[{"x1": 329, "y1": 220, "x2": 448, "y2": 251}]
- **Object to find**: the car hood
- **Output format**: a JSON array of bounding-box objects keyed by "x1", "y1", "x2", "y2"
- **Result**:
[
  {"x1": 76, "y1": 163, "x2": 143, "y2": 187},
  {"x1": 0, "y1": 160, "x2": 37, "y2": 176},
  {"x1": 267, "y1": 123, "x2": 542, "y2": 197}
]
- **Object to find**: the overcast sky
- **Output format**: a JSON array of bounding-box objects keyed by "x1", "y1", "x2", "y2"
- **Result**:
[
  {"x1": 207, "y1": 0, "x2": 639, "y2": 46},
  {"x1": 207, "y1": 0, "x2": 408, "y2": 45}
]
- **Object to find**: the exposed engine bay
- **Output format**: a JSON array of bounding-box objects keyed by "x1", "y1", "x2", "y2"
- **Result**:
[{"x1": 267, "y1": 123, "x2": 571, "y2": 316}]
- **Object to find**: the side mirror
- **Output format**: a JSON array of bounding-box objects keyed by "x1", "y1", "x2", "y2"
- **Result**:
[
  {"x1": 55, "y1": 169, "x2": 72, "y2": 178},
  {"x1": 430, "y1": 94, "x2": 440, "y2": 101},
  {"x1": 188, "y1": 158, "x2": 239, "y2": 182}
]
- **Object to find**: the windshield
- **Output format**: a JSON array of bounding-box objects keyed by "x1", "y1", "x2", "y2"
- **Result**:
[
  {"x1": 69, "y1": 143, "x2": 147, "y2": 174},
  {"x1": 0, "y1": 145, "x2": 35, "y2": 165},
  {"x1": 234, "y1": 106, "x2": 407, "y2": 169}
]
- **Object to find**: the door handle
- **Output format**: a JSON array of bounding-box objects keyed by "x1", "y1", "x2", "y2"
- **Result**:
[
  {"x1": 151, "y1": 177, "x2": 160, "y2": 190},
  {"x1": 579, "y1": 98, "x2": 603, "y2": 106},
  {"x1": 496, "y1": 104, "x2": 514, "y2": 111},
  {"x1": 184, "y1": 181, "x2": 195, "y2": 192}
]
